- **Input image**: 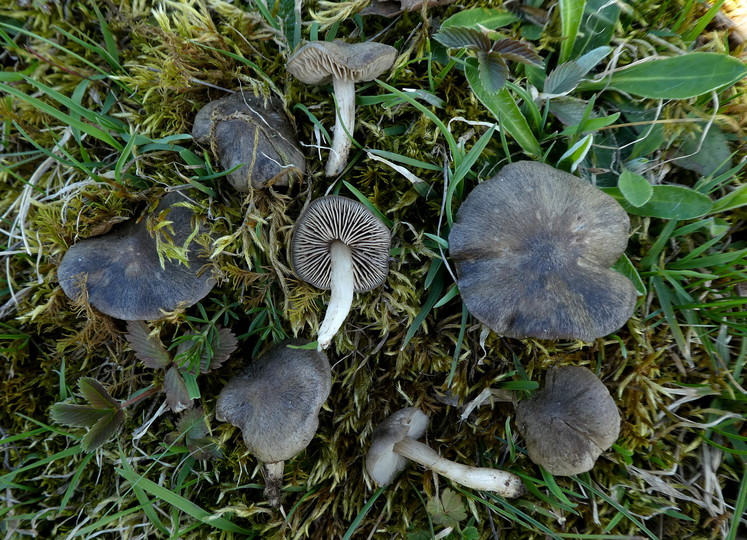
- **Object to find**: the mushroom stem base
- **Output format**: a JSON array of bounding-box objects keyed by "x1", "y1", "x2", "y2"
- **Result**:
[
  {"x1": 263, "y1": 461, "x2": 286, "y2": 507},
  {"x1": 317, "y1": 241, "x2": 354, "y2": 350},
  {"x1": 393, "y1": 437, "x2": 525, "y2": 498}
]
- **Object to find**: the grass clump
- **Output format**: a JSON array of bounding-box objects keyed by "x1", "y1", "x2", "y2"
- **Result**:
[{"x1": 1, "y1": 0, "x2": 746, "y2": 538}]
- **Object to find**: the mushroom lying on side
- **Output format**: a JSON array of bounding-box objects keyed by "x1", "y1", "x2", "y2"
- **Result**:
[
  {"x1": 291, "y1": 196, "x2": 390, "y2": 350},
  {"x1": 366, "y1": 407, "x2": 525, "y2": 498},
  {"x1": 192, "y1": 91, "x2": 306, "y2": 192},
  {"x1": 57, "y1": 193, "x2": 215, "y2": 320},
  {"x1": 215, "y1": 340, "x2": 332, "y2": 507},
  {"x1": 449, "y1": 160, "x2": 637, "y2": 341},
  {"x1": 287, "y1": 40, "x2": 397, "y2": 176},
  {"x1": 515, "y1": 366, "x2": 620, "y2": 476}
]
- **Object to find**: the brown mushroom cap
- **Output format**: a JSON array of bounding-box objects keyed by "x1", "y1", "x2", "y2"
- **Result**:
[
  {"x1": 191, "y1": 91, "x2": 305, "y2": 191},
  {"x1": 448, "y1": 161, "x2": 637, "y2": 341},
  {"x1": 57, "y1": 194, "x2": 215, "y2": 320},
  {"x1": 291, "y1": 196, "x2": 390, "y2": 292},
  {"x1": 287, "y1": 40, "x2": 397, "y2": 85},
  {"x1": 215, "y1": 340, "x2": 332, "y2": 463},
  {"x1": 515, "y1": 366, "x2": 621, "y2": 476}
]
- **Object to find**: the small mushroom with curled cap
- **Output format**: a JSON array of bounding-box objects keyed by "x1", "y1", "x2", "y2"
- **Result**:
[
  {"x1": 365, "y1": 407, "x2": 525, "y2": 497},
  {"x1": 291, "y1": 196, "x2": 390, "y2": 350},
  {"x1": 215, "y1": 340, "x2": 332, "y2": 507},
  {"x1": 287, "y1": 40, "x2": 397, "y2": 176},
  {"x1": 515, "y1": 366, "x2": 620, "y2": 476},
  {"x1": 57, "y1": 194, "x2": 215, "y2": 320},
  {"x1": 448, "y1": 160, "x2": 637, "y2": 341},
  {"x1": 192, "y1": 91, "x2": 306, "y2": 192}
]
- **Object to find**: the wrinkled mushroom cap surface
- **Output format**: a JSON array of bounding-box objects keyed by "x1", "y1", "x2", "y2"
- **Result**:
[
  {"x1": 449, "y1": 161, "x2": 636, "y2": 341},
  {"x1": 365, "y1": 407, "x2": 429, "y2": 485},
  {"x1": 192, "y1": 91, "x2": 305, "y2": 191},
  {"x1": 291, "y1": 196, "x2": 391, "y2": 292},
  {"x1": 515, "y1": 366, "x2": 620, "y2": 476},
  {"x1": 215, "y1": 340, "x2": 332, "y2": 463},
  {"x1": 57, "y1": 194, "x2": 215, "y2": 320},
  {"x1": 287, "y1": 40, "x2": 397, "y2": 85}
]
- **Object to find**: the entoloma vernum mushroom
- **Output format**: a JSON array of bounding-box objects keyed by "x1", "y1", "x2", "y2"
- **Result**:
[
  {"x1": 192, "y1": 91, "x2": 306, "y2": 191},
  {"x1": 448, "y1": 160, "x2": 637, "y2": 341},
  {"x1": 215, "y1": 340, "x2": 332, "y2": 507},
  {"x1": 291, "y1": 196, "x2": 390, "y2": 350},
  {"x1": 515, "y1": 366, "x2": 620, "y2": 476},
  {"x1": 287, "y1": 40, "x2": 397, "y2": 176},
  {"x1": 366, "y1": 407, "x2": 525, "y2": 497},
  {"x1": 58, "y1": 194, "x2": 215, "y2": 320}
]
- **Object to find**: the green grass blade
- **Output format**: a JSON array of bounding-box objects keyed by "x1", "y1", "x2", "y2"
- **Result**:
[
  {"x1": 559, "y1": 0, "x2": 587, "y2": 62},
  {"x1": 115, "y1": 467, "x2": 255, "y2": 535}
]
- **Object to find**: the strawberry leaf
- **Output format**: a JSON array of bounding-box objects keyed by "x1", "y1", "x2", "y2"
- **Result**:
[
  {"x1": 50, "y1": 404, "x2": 111, "y2": 427},
  {"x1": 544, "y1": 61, "x2": 586, "y2": 95},
  {"x1": 200, "y1": 327, "x2": 237, "y2": 373},
  {"x1": 478, "y1": 51, "x2": 509, "y2": 93},
  {"x1": 81, "y1": 409, "x2": 124, "y2": 452},
  {"x1": 78, "y1": 377, "x2": 120, "y2": 409},
  {"x1": 433, "y1": 26, "x2": 490, "y2": 51},
  {"x1": 490, "y1": 39, "x2": 543, "y2": 66},
  {"x1": 164, "y1": 366, "x2": 192, "y2": 413},
  {"x1": 125, "y1": 320, "x2": 171, "y2": 369}
]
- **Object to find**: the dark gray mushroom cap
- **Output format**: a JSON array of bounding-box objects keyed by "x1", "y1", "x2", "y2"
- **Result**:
[
  {"x1": 291, "y1": 196, "x2": 391, "y2": 292},
  {"x1": 365, "y1": 407, "x2": 429, "y2": 485},
  {"x1": 215, "y1": 340, "x2": 332, "y2": 463},
  {"x1": 515, "y1": 366, "x2": 620, "y2": 476},
  {"x1": 287, "y1": 40, "x2": 397, "y2": 85},
  {"x1": 192, "y1": 91, "x2": 305, "y2": 191},
  {"x1": 448, "y1": 161, "x2": 636, "y2": 341},
  {"x1": 57, "y1": 194, "x2": 215, "y2": 320}
]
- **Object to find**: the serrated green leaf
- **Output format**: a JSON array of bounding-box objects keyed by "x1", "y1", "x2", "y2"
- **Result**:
[
  {"x1": 50, "y1": 404, "x2": 111, "y2": 428},
  {"x1": 477, "y1": 51, "x2": 508, "y2": 93},
  {"x1": 176, "y1": 407, "x2": 209, "y2": 441},
  {"x1": 125, "y1": 320, "x2": 171, "y2": 369},
  {"x1": 200, "y1": 326, "x2": 237, "y2": 373},
  {"x1": 441, "y1": 7, "x2": 519, "y2": 29},
  {"x1": 603, "y1": 185, "x2": 713, "y2": 219},
  {"x1": 433, "y1": 26, "x2": 490, "y2": 51},
  {"x1": 490, "y1": 39, "x2": 543, "y2": 66},
  {"x1": 544, "y1": 61, "x2": 585, "y2": 95},
  {"x1": 618, "y1": 169, "x2": 653, "y2": 207},
  {"x1": 165, "y1": 366, "x2": 192, "y2": 413},
  {"x1": 78, "y1": 377, "x2": 119, "y2": 409},
  {"x1": 187, "y1": 437, "x2": 223, "y2": 461},
  {"x1": 81, "y1": 409, "x2": 124, "y2": 452},
  {"x1": 579, "y1": 52, "x2": 747, "y2": 98}
]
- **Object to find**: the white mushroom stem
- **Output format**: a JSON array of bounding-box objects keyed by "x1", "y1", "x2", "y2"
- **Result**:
[
  {"x1": 325, "y1": 77, "x2": 356, "y2": 177},
  {"x1": 392, "y1": 437, "x2": 525, "y2": 498},
  {"x1": 317, "y1": 241, "x2": 354, "y2": 351}
]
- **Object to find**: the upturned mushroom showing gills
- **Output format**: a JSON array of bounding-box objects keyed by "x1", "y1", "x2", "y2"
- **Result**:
[
  {"x1": 515, "y1": 366, "x2": 621, "y2": 476},
  {"x1": 287, "y1": 40, "x2": 397, "y2": 176},
  {"x1": 57, "y1": 194, "x2": 215, "y2": 320},
  {"x1": 366, "y1": 407, "x2": 525, "y2": 497},
  {"x1": 448, "y1": 160, "x2": 637, "y2": 341},
  {"x1": 215, "y1": 340, "x2": 332, "y2": 507},
  {"x1": 291, "y1": 196, "x2": 390, "y2": 350},
  {"x1": 192, "y1": 91, "x2": 305, "y2": 192}
]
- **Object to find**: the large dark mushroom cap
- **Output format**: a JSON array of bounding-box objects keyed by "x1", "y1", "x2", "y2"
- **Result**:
[
  {"x1": 57, "y1": 194, "x2": 215, "y2": 321},
  {"x1": 515, "y1": 366, "x2": 621, "y2": 476},
  {"x1": 449, "y1": 161, "x2": 637, "y2": 341},
  {"x1": 287, "y1": 40, "x2": 397, "y2": 85},
  {"x1": 291, "y1": 196, "x2": 391, "y2": 292},
  {"x1": 215, "y1": 340, "x2": 332, "y2": 463},
  {"x1": 192, "y1": 91, "x2": 305, "y2": 191}
]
